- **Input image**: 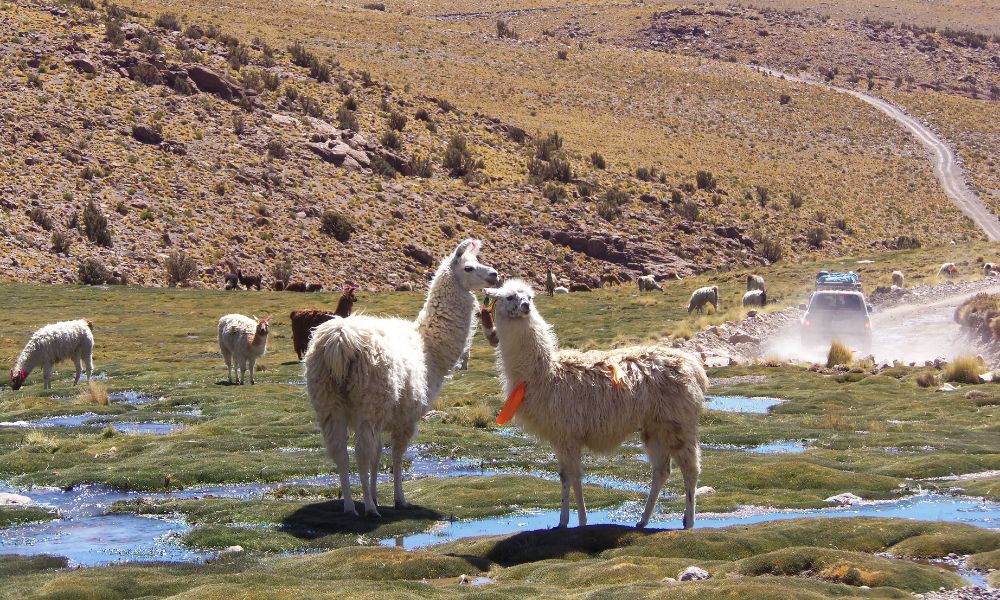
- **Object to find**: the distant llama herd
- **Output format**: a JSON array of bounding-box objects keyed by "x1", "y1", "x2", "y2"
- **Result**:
[{"x1": 3, "y1": 244, "x2": 982, "y2": 529}]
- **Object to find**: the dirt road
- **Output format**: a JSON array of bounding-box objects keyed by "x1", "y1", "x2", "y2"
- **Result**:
[{"x1": 758, "y1": 67, "x2": 1000, "y2": 241}]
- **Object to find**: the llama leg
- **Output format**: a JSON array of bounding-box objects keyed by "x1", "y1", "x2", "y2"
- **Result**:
[
  {"x1": 370, "y1": 438, "x2": 382, "y2": 508},
  {"x1": 555, "y1": 446, "x2": 580, "y2": 528},
  {"x1": 571, "y1": 469, "x2": 588, "y2": 527},
  {"x1": 638, "y1": 430, "x2": 670, "y2": 528},
  {"x1": 73, "y1": 357, "x2": 82, "y2": 385},
  {"x1": 85, "y1": 350, "x2": 93, "y2": 381},
  {"x1": 673, "y1": 437, "x2": 701, "y2": 530},
  {"x1": 238, "y1": 359, "x2": 247, "y2": 385},
  {"x1": 248, "y1": 358, "x2": 256, "y2": 385},
  {"x1": 43, "y1": 365, "x2": 53, "y2": 390},
  {"x1": 326, "y1": 415, "x2": 357, "y2": 516},
  {"x1": 391, "y1": 428, "x2": 415, "y2": 508},
  {"x1": 355, "y1": 422, "x2": 382, "y2": 518},
  {"x1": 222, "y1": 350, "x2": 233, "y2": 383}
]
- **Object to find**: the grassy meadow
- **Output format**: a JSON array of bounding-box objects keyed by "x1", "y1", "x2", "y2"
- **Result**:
[{"x1": 1, "y1": 241, "x2": 1000, "y2": 596}]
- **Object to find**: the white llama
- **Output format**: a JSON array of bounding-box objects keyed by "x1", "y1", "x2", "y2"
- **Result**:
[
  {"x1": 9, "y1": 320, "x2": 94, "y2": 390},
  {"x1": 483, "y1": 279, "x2": 706, "y2": 529},
  {"x1": 305, "y1": 239, "x2": 498, "y2": 517}
]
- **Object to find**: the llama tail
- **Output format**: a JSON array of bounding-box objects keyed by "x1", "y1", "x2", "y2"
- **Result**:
[{"x1": 304, "y1": 317, "x2": 368, "y2": 394}]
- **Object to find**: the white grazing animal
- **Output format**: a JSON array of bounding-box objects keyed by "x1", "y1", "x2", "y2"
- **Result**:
[
  {"x1": 637, "y1": 275, "x2": 662, "y2": 292},
  {"x1": 688, "y1": 286, "x2": 719, "y2": 314},
  {"x1": 742, "y1": 289, "x2": 767, "y2": 307},
  {"x1": 218, "y1": 314, "x2": 271, "y2": 385},
  {"x1": 483, "y1": 280, "x2": 706, "y2": 529},
  {"x1": 9, "y1": 320, "x2": 94, "y2": 390},
  {"x1": 305, "y1": 239, "x2": 498, "y2": 517}
]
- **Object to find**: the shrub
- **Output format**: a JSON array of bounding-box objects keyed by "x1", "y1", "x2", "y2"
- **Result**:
[
  {"x1": 67, "y1": 210, "x2": 80, "y2": 229},
  {"x1": 696, "y1": 170, "x2": 716, "y2": 190},
  {"x1": 758, "y1": 235, "x2": 783, "y2": 262},
  {"x1": 137, "y1": 33, "x2": 162, "y2": 55},
  {"x1": 288, "y1": 41, "x2": 313, "y2": 67},
  {"x1": 557, "y1": 50, "x2": 568, "y2": 60},
  {"x1": 507, "y1": 126, "x2": 526, "y2": 143},
  {"x1": 916, "y1": 371, "x2": 938, "y2": 388},
  {"x1": 371, "y1": 155, "x2": 398, "y2": 179},
  {"x1": 271, "y1": 257, "x2": 293, "y2": 287},
  {"x1": 756, "y1": 186, "x2": 770, "y2": 207},
  {"x1": 944, "y1": 356, "x2": 986, "y2": 384},
  {"x1": 415, "y1": 108, "x2": 431, "y2": 121},
  {"x1": 172, "y1": 76, "x2": 194, "y2": 95},
  {"x1": 337, "y1": 106, "x2": 359, "y2": 131},
  {"x1": 105, "y1": 19, "x2": 125, "y2": 46},
  {"x1": 78, "y1": 257, "x2": 113, "y2": 285},
  {"x1": 576, "y1": 180, "x2": 596, "y2": 197},
  {"x1": 380, "y1": 130, "x2": 401, "y2": 150},
  {"x1": 590, "y1": 152, "x2": 606, "y2": 169},
  {"x1": 496, "y1": 19, "x2": 518, "y2": 39},
  {"x1": 309, "y1": 57, "x2": 330, "y2": 82},
  {"x1": 677, "y1": 200, "x2": 700, "y2": 221},
  {"x1": 435, "y1": 98, "x2": 454, "y2": 113},
  {"x1": 267, "y1": 140, "x2": 287, "y2": 159},
  {"x1": 154, "y1": 12, "x2": 181, "y2": 30},
  {"x1": 165, "y1": 251, "x2": 197, "y2": 287},
  {"x1": 51, "y1": 230, "x2": 72, "y2": 255},
  {"x1": 299, "y1": 94, "x2": 323, "y2": 118},
  {"x1": 826, "y1": 340, "x2": 853, "y2": 367},
  {"x1": 320, "y1": 211, "x2": 354, "y2": 241},
  {"x1": 596, "y1": 187, "x2": 630, "y2": 221},
  {"x1": 443, "y1": 135, "x2": 476, "y2": 177},
  {"x1": 363, "y1": 2, "x2": 386, "y2": 10},
  {"x1": 806, "y1": 226, "x2": 829, "y2": 248},
  {"x1": 789, "y1": 193, "x2": 804, "y2": 209},
  {"x1": 895, "y1": 235, "x2": 921, "y2": 250},
  {"x1": 535, "y1": 131, "x2": 562, "y2": 160},
  {"x1": 240, "y1": 69, "x2": 262, "y2": 92},
  {"x1": 338, "y1": 80, "x2": 354, "y2": 96},
  {"x1": 232, "y1": 113, "x2": 245, "y2": 135},
  {"x1": 635, "y1": 166, "x2": 655, "y2": 181},
  {"x1": 29, "y1": 207, "x2": 53, "y2": 230},
  {"x1": 183, "y1": 24, "x2": 203, "y2": 39},
  {"x1": 832, "y1": 218, "x2": 848, "y2": 231},
  {"x1": 261, "y1": 70, "x2": 280, "y2": 91},
  {"x1": 542, "y1": 182, "x2": 567, "y2": 203},
  {"x1": 388, "y1": 111, "x2": 407, "y2": 131},
  {"x1": 411, "y1": 155, "x2": 434, "y2": 178},
  {"x1": 82, "y1": 200, "x2": 112, "y2": 247},
  {"x1": 228, "y1": 44, "x2": 250, "y2": 70},
  {"x1": 779, "y1": 93, "x2": 792, "y2": 105},
  {"x1": 132, "y1": 63, "x2": 162, "y2": 86}
]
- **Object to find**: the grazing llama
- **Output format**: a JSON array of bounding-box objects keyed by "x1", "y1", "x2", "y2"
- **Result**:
[
  {"x1": 218, "y1": 314, "x2": 271, "y2": 385},
  {"x1": 9, "y1": 320, "x2": 94, "y2": 390},
  {"x1": 305, "y1": 239, "x2": 498, "y2": 517},
  {"x1": 482, "y1": 280, "x2": 706, "y2": 529}
]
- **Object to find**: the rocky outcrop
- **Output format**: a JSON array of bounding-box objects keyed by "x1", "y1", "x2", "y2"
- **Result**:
[{"x1": 187, "y1": 65, "x2": 242, "y2": 100}]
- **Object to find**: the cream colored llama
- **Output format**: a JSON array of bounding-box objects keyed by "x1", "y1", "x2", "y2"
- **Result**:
[
  {"x1": 483, "y1": 279, "x2": 707, "y2": 529},
  {"x1": 305, "y1": 239, "x2": 498, "y2": 517}
]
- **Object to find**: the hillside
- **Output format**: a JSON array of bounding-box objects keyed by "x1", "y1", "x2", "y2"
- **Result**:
[{"x1": 0, "y1": 0, "x2": 986, "y2": 290}]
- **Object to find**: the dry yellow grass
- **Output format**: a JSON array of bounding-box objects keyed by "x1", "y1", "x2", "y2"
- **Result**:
[
  {"x1": 76, "y1": 381, "x2": 109, "y2": 406},
  {"x1": 944, "y1": 355, "x2": 986, "y2": 384},
  {"x1": 826, "y1": 339, "x2": 853, "y2": 367}
]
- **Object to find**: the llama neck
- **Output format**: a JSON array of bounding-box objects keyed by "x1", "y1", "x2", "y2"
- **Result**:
[
  {"x1": 247, "y1": 332, "x2": 268, "y2": 350},
  {"x1": 13, "y1": 347, "x2": 37, "y2": 377},
  {"x1": 495, "y1": 312, "x2": 557, "y2": 386},
  {"x1": 415, "y1": 263, "x2": 476, "y2": 399},
  {"x1": 334, "y1": 297, "x2": 354, "y2": 318}
]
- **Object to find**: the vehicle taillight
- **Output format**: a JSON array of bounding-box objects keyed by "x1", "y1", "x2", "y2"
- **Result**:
[
  {"x1": 864, "y1": 320, "x2": 871, "y2": 330},
  {"x1": 804, "y1": 319, "x2": 812, "y2": 327}
]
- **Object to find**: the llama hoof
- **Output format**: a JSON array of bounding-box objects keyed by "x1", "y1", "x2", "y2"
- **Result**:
[
  {"x1": 364, "y1": 509, "x2": 383, "y2": 519},
  {"x1": 635, "y1": 521, "x2": 648, "y2": 529}
]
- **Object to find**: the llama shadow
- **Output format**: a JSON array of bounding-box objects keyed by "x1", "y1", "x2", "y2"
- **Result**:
[
  {"x1": 281, "y1": 361, "x2": 300, "y2": 366},
  {"x1": 449, "y1": 524, "x2": 663, "y2": 567},
  {"x1": 214, "y1": 380, "x2": 238, "y2": 386},
  {"x1": 279, "y1": 500, "x2": 444, "y2": 539}
]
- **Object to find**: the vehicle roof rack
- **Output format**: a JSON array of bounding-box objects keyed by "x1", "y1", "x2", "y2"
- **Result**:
[{"x1": 815, "y1": 271, "x2": 862, "y2": 291}]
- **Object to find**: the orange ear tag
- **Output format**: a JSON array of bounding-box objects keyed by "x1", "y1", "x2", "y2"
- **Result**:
[
  {"x1": 609, "y1": 364, "x2": 622, "y2": 385},
  {"x1": 496, "y1": 381, "x2": 526, "y2": 424}
]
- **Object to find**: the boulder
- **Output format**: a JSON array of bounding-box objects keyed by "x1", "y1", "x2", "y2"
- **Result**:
[
  {"x1": 187, "y1": 65, "x2": 242, "y2": 100},
  {"x1": 965, "y1": 390, "x2": 991, "y2": 400},
  {"x1": 0, "y1": 492, "x2": 33, "y2": 506},
  {"x1": 64, "y1": 54, "x2": 96, "y2": 73},
  {"x1": 678, "y1": 566, "x2": 710, "y2": 581},
  {"x1": 569, "y1": 282, "x2": 591, "y2": 292},
  {"x1": 131, "y1": 124, "x2": 163, "y2": 145},
  {"x1": 728, "y1": 332, "x2": 758, "y2": 344},
  {"x1": 824, "y1": 492, "x2": 864, "y2": 505},
  {"x1": 404, "y1": 245, "x2": 434, "y2": 267}
]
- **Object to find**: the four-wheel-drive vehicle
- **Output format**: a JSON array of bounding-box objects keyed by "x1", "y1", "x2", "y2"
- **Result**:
[{"x1": 801, "y1": 289, "x2": 873, "y2": 353}]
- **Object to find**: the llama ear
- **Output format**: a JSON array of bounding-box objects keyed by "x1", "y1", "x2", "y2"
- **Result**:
[
  {"x1": 453, "y1": 239, "x2": 480, "y2": 260},
  {"x1": 483, "y1": 287, "x2": 501, "y2": 299}
]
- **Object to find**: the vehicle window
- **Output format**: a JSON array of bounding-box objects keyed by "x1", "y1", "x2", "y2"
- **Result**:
[{"x1": 810, "y1": 294, "x2": 863, "y2": 311}]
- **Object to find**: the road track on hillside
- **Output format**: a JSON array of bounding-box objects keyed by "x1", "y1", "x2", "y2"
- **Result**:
[{"x1": 758, "y1": 66, "x2": 1000, "y2": 241}]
